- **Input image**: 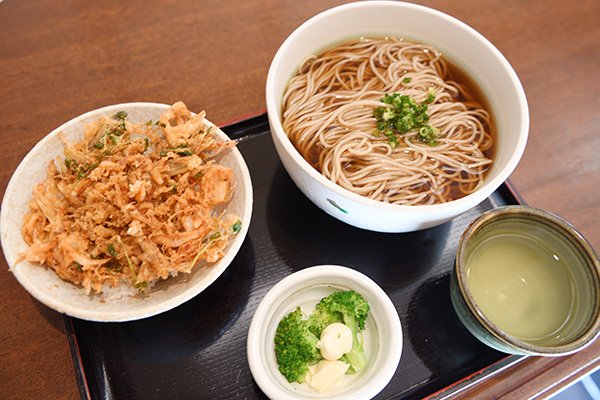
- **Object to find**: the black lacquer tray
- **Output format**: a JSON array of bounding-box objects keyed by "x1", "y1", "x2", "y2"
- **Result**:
[{"x1": 65, "y1": 115, "x2": 525, "y2": 400}]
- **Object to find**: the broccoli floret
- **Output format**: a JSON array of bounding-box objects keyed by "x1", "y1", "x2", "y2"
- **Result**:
[
  {"x1": 274, "y1": 307, "x2": 322, "y2": 383},
  {"x1": 308, "y1": 290, "x2": 370, "y2": 373}
]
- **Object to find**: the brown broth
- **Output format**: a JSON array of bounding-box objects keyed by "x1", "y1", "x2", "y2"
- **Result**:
[
  {"x1": 282, "y1": 37, "x2": 497, "y2": 204},
  {"x1": 444, "y1": 59, "x2": 497, "y2": 161}
]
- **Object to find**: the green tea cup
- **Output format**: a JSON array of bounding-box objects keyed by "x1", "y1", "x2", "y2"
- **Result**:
[{"x1": 450, "y1": 206, "x2": 600, "y2": 355}]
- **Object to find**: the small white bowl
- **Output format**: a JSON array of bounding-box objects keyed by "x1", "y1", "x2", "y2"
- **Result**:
[
  {"x1": 0, "y1": 102, "x2": 253, "y2": 322},
  {"x1": 247, "y1": 265, "x2": 402, "y2": 400},
  {"x1": 266, "y1": 1, "x2": 528, "y2": 232}
]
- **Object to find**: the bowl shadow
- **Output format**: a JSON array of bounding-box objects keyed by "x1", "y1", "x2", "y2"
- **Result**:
[
  {"x1": 73, "y1": 238, "x2": 256, "y2": 363},
  {"x1": 405, "y1": 273, "x2": 503, "y2": 376},
  {"x1": 265, "y1": 165, "x2": 450, "y2": 288}
]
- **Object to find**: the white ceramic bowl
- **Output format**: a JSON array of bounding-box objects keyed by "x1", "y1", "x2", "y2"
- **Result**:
[
  {"x1": 0, "y1": 102, "x2": 253, "y2": 322},
  {"x1": 266, "y1": 1, "x2": 528, "y2": 232},
  {"x1": 247, "y1": 265, "x2": 402, "y2": 400}
]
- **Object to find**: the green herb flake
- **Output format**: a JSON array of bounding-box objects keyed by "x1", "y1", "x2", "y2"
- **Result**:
[
  {"x1": 402, "y1": 77, "x2": 412, "y2": 84},
  {"x1": 65, "y1": 158, "x2": 77, "y2": 169},
  {"x1": 135, "y1": 281, "x2": 148, "y2": 290},
  {"x1": 232, "y1": 220, "x2": 242, "y2": 233},
  {"x1": 93, "y1": 142, "x2": 104, "y2": 149},
  {"x1": 210, "y1": 232, "x2": 221, "y2": 240},
  {"x1": 161, "y1": 146, "x2": 193, "y2": 157},
  {"x1": 111, "y1": 127, "x2": 124, "y2": 136},
  {"x1": 145, "y1": 120, "x2": 153, "y2": 126},
  {"x1": 73, "y1": 262, "x2": 83, "y2": 271},
  {"x1": 115, "y1": 236, "x2": 139, "y2": 288},
  {"x1": 115, "y1": 111, "x2": 128, "y2": 120},
  {"x1": 144, "y1": 137, "x2": 150, "y2": 150},
  {"x1": 107, "y1": 244, "x2": 117, "y2": 257},
  {"x1": 110, "y1": 135, "x2": 118, "y2": 145}
]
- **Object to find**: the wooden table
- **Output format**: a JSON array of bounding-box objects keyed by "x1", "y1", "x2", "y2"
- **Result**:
[{"x1": 1, "y1": 0, "x2": 598, "y2": 399}]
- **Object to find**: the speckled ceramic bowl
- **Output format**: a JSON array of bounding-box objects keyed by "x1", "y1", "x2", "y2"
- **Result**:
[
  {"x1": 450, "y1": 206, "x2": 600, "y2": 356},
  {"x1": 0, "y1": 102, "x2": 253, "y2": 322}
]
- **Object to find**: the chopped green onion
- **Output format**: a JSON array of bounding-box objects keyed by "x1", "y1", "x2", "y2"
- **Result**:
[
  {"x1": 93, "y1": 142, "x2": 104, "y2": 149},
  {"x1": 418, "y1": 125, "x2": 440, "y2": 146},
  {"x1": 425, "y1": 88, "x2": 436, "y2": 104},
  {"x1": 373, "y1": 92, "x2": 439, "y2": 147},
  {"x1": 402, "y1": 77, "x2": 412, "y2": 84},
  {"x1": 107, "y1": 244, "x2": 117, "y2": 257},
  {"x1": 210, "y1": 232, "x2": 221, "y2": 240},
  {"x1": 232, "y1": 220, "x2": 242, "y2": 233}
]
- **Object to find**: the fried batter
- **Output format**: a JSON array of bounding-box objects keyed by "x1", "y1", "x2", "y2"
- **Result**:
[{"x1": 21, "y1": 102, "x2": 241, "y2": 294}]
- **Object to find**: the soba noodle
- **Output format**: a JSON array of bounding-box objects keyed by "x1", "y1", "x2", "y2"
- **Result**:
[{"x1": 282, "y1": 37, "x2": 493, "y2": 205}]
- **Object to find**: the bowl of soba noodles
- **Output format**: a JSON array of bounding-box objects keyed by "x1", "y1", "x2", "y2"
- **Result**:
[{"x1": 266, "y1": 1, "x2": 528, "y2": 232}]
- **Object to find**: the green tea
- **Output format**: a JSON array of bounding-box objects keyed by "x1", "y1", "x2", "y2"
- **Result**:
[{"x1": 466, "y1": 228, "x2": 577, "y2": 343}]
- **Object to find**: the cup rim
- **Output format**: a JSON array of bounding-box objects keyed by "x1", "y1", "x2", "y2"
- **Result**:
[
  {"x1": 265, "y1": 0, "x2": 529, "y2": 214},
  {"x1": 455, "y1": 205, "x2": 600, "y2": 355}
]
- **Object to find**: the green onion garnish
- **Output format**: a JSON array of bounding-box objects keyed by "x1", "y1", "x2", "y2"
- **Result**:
[{"x1": 373, "y1": 90, "x2": 439, "y2": 147}]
